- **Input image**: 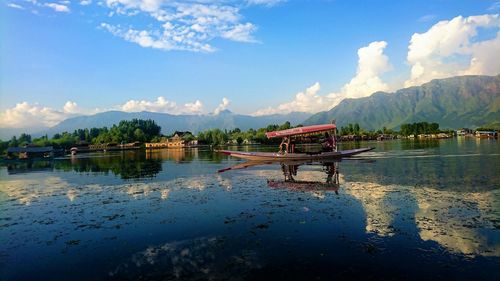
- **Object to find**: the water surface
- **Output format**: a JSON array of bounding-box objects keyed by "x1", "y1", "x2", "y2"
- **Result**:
[{"x1": 1, "y1": 138, "x2": 499, "y2": 280}]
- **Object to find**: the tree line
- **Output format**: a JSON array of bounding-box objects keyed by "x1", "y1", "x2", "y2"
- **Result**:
[
  {"x1": 0, "y1": 119, "x2": 474, "y2": 154},
  {"x1": 1, "y1": 119, "x2": 161, "y2": 151},
  {"x1": 196, "y1": 122, "x2": 293, "y2": 146}
]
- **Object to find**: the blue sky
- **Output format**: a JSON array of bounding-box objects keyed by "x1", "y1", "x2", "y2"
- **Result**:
[{"x1": 1, "y1": 0, "x2": 499, "y2": 129}]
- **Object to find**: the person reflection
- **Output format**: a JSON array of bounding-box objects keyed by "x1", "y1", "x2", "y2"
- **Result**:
[
  {"x1": 281, "y1": 162, "x2": 298, "y2": 181},
  {"x1": 270, "y1": 161, "x2": 340, "y2": 193}
]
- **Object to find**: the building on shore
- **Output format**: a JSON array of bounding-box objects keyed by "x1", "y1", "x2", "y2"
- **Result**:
[
  {"x1": 145, "y1": 133, "x2": 188, "y2": 149},
  {"x1": 6, "y1": 146, "x2": 54, "y2": 159},
  {"x1": 377, "y1": 134, "x2": 396, "y2": 141},
  {"x1": 475, "y1": 131, "x2": 497, "y2": 138},
  {"x1": 417, "y1": 133, "x2": 451, "y2": 139},
  {"x1": 71, "y1": 142, "x2": 141, "y2": 154},
  {"x1": 456, "y1": 128, "x2": 473, "y2": 136}
]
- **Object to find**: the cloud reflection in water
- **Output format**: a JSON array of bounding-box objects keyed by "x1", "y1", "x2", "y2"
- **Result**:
[{"x1": 108, "y1": 236, "x2": 261, "y2": 281}]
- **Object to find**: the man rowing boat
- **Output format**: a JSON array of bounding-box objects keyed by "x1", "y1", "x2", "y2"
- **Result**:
[
  {"x1": 321, "y1": 132, "x2": 336, "y2": 152},
  {"x1": 217, "y1": 123, "x2": 373, "y2": 161}
]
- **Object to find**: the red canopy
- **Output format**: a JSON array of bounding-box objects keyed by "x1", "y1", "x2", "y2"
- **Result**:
[{"x1": 265, "y1": 124, "x2": 336, "y2": 139}]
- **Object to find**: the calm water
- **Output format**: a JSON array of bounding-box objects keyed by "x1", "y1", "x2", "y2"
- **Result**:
[{"x1": 1, "y1": 138, "x2": 499, "y2": 281}]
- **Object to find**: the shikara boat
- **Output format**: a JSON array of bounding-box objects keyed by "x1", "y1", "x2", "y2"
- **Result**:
[
  {"x1": 218, "y1": 147, "x2": 373, "y2": 161},
  {"x1": 217, "y1": 124, "x2": 374, "y2": 161}
]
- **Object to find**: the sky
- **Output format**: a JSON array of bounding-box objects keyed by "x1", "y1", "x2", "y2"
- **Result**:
[{"x1": 1, "y1": 0, "x2": 499, "y2": 129}]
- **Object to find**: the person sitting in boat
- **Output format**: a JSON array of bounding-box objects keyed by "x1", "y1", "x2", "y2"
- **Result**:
[
  {"x1": 279, "y1": 137, "x2": 290, "y2": 154},
  {"x1": 321, "y1": 132, "x2": 336, "y2": 152}
]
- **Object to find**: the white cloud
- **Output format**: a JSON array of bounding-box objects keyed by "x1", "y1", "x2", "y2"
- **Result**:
[
  {"x1": 0, "y1": 97, "x2": 207, "y2": 128},
  {"x1": 334, "y1": 41, "x2": 391, "y2": 99},
  {"x1": 213, "y1": 97, "x2": 230, "y2": 114},
  {"x1": 120, "y1": 96, "x2": 177, "y2": 112},
  {"x1": 418, "y1": 14, "x2": 437, "y2": 23},
  {"x1": 184, "y1": 100, "x2": 204, "y2": 114},
  {"x1": 246, "y1": 0, "x2": 285, "y2": 7},
  {"x1": 62, "y1": 101, "x2": 84, "y2": 114},
  {"x1": 0, "y1": 100, "x2": 107, "y2": 129},
  {"x1": 44, "y1": 2, "x2": 70, "y2": 13},
  {"x1": 221, "y1": 23, "x2": 258, "y2": 43},
  {"x1": 0, "y1": 102, "x2": 70, "y2": 128},
  {"x1": 11, "y1": 0, "x2": 280, "y2": 52},
  {"x1": 252, "y1": 41, "x2": 391, "y2": 115},
  {"x1": 100, "y1": 1, "x2": 264, "y2": 52},
  {"x1": 405, "y1": 14, "x2": 500, "y2": 87},
  {"x1": 252, "y1": 82, "x2": 332, "y2": 116},
  {"x1": 119, "y1": 96, "x2": 205, "y2": 114},
  {"x1": 7, "y1": 3, "x2": 24, "y2": 9},
  {"x1": 488, "y1": 2, "x2": 500, "y2": 11}
]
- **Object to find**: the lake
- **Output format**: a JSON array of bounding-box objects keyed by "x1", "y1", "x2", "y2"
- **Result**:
[{"x1": 1, "y1": 138, "x2": 499, "y2": 281}]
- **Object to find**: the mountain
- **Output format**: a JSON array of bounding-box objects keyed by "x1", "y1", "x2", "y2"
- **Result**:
[
  {"x1": 37, "y1": 110, "x2": 311, "y2": 137},
  {"x1": 304, "y1": 75, "x2": 500, "y2": 130},
  {"x1": 0, "y1": 127, "x2": 49, "y2": 141}
]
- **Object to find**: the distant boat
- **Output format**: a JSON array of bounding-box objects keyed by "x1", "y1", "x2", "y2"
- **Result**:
[{"x1": 217, "y1": 123, "x2": 373, "y2": 161}]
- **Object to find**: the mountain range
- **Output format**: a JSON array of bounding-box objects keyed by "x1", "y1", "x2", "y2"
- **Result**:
[
  {"x1": 38, "y1": 110, "x2": 311, "y2": 137},
  {"x1": 304, "y1": 75, "x2": 500, "y2": 130}
]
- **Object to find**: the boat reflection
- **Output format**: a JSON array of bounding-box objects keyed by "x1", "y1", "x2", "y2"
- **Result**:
[
  {"x1": 268, "y1": 162, "x2": 340, "y2": 193},
  {"x1": 219, "y1": 160, "x2": 341, "y2": 193}
]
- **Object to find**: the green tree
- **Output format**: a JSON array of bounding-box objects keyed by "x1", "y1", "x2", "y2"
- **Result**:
[
  {"x1": 133, "y1": 128, "x2": 146, "y2": 142},
  {"x1": 18, "y1": 133, "x2": 31, "y2": 145},
  {"x1": 9, "y1": 136, "x2": 18, "y2": 147}
]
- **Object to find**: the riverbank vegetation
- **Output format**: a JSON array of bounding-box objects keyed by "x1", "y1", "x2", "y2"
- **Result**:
[{"x1": 0, "y1": 119, "x2": 489, "y2": 154}]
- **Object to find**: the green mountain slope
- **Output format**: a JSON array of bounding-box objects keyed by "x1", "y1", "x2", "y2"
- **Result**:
[{"x1": 304, "y1": 75, "x2": 500, "y2": 130}]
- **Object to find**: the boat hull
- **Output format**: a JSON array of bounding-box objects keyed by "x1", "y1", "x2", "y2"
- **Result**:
[{"x1": 217, "y1": 147, "x2": 374, "y2": 161}]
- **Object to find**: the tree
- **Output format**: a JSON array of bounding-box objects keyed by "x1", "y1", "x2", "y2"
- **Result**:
[
  {"x1": 133, "y1": 128, "x2": 145, "y2": 142},
  {"x1": 279, "y1": 121, "x2": 291, "y2": 130},
  {"x1": 354, "y1": 123, "x2": 360, "y2": 134},
  {"x1": 9, "y1": 136, "x2": 18, "y2": 147},
  {"x1": 18, "y1": 133, "x2": 31, "y2": 145}
]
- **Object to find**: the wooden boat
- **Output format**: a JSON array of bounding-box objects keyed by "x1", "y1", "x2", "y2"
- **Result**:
[
  {"x1": 217, "y1": 147, "x2": 373, "y2": 161},
  {"x1": 218, "y1": 123, "x2": 373, "y2": 161}
]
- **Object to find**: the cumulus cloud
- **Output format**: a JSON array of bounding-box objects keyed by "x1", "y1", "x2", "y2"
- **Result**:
[
  {"x1": 80, "y1": 0, "x2": 92, "y2": 6},
  {"x1": 333, "y1": 41, "x2": 391, "y2": 99},
  {"x1": 184, "y1": 100, "x2": 204, "y2": 114},
  {"x1": 252, "y1": 82, "x2": 332, "y2": 116},
  {"x1": 0, "y1": 97, "x2": 210, "y2": 128},
  {"x1": 0, "y1": 100, "x2": 108, "y2": 129},
  {"x1": 213, "y1": 97, "x2": 230, "y2": 114},
  {"x1": 120, "y1": 97, "x2": 176, "y2": 113},
  {"x1": 405, "y1": 14, "x2": 500, "y2": 87},
  {"x1": 119, "y1": 96, "x2": 205, "y2": 114},
  {"x1": 62, "y1": 101, "x2": 85, "y2": 114},
  {"x1": 0, "y1": 102, "x2": 70, "y2": 128},
  {"x1": 252, "y1": 41, "x2": 391, "y2": 115},
  {"x1": 253, "y1": 13, "x2": 500, "y2": 116}
]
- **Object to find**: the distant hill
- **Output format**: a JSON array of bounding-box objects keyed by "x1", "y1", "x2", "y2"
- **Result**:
[
  {"x1": 304, "y1": 75, "x2": 500, "y2": 130},
  {"x1": 38, "y1": 110, "x2": 311, "y2": 137}
]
